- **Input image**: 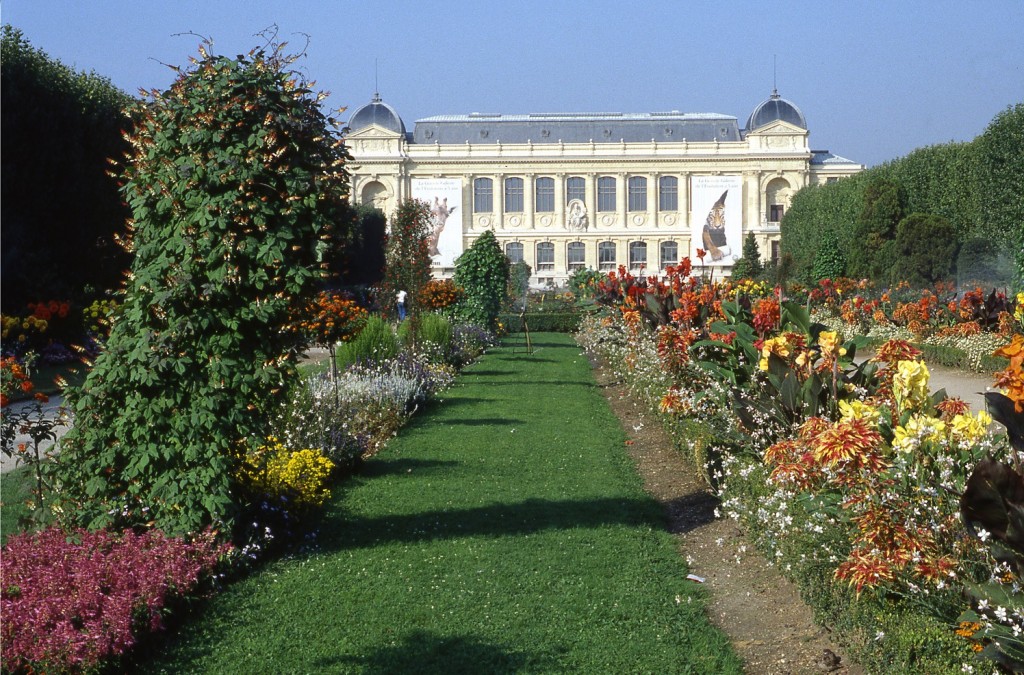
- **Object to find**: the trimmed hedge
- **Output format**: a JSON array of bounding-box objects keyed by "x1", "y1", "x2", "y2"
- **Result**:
[
  {"x1": 782, "y1": 103, "x2": 1024, "y2": 289},
  {"x1": 499, "y1": 312, "x2": 580, "y2": 333}
]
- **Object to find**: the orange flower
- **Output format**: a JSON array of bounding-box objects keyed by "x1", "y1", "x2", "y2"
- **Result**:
[{"x1": 812, "y1": 417, "x2": 882, "y2": 467}]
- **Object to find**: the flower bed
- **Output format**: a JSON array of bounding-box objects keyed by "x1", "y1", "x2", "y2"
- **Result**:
[{"x1": 578, "y1": 265, "x2": 1023, "y2": 673}]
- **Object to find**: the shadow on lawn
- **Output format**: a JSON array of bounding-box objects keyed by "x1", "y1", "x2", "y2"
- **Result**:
[
  {"x1": 316, "y1": 495, "x2": 665, "y2": 552},
  {"x1": 322, "y1": 629, "x2": 557, "y2": 673},
  {"x1": 356, "y1": 457, "x2": 462, "y2": 479}
]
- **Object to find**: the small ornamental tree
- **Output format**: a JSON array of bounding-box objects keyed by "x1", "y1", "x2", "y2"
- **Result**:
[
  {"x1": 454, "y1": 229, "x2": 510, "y2": 329},
  {"x1": 731, "y1": 231, "x2": 764, "y2": 280},
  {"x1": 380, "y1": 199, "x2": 433, "y2": 320},
  {"x1": 55, "y1": 42, "x2": 351, "y2": 535}
]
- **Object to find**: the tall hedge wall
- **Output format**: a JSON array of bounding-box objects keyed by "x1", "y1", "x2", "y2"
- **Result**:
[{"x1": 782, "y1": 103, "x2": 1024, "y2": 289}]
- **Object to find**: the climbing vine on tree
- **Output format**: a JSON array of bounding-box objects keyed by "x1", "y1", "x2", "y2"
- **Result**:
[
  {"x1": 55, "y1": 41, "x2": 352, "y2": 535},
  {"x1": 380, "y1": 199, "x2": 433, "y2": 321},
  {"x1": 454, "y1": 229, "x2": 510, "y2": 329}
]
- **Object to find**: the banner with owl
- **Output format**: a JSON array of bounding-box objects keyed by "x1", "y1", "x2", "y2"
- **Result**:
[
  {"x1": 690, "y1": 175, "x2": 743, "y2": 266},
  {"x1": 411, "y1": 178, "x2": 464, "y2": 268}
]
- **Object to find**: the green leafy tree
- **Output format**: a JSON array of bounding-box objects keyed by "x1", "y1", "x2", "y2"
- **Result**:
[
  {"x1": 891, "y1": 212, "x2": 959, "y2": 287},
  {"x1": 975, "y1": 104, "x2": 1024, "y2": 290},
  {"x1": 1, "y1": 25, "x2": 133, "y2": 310},
  {"x1": 454, "y1": 230, "x2": 510, "y2": 329},
  {"x1": 380, "y1": 199, "x2": 432, "y2": 320},
  {"x1": 731, "y1": 232, "x2": 764, "y2": 280},
  {"x1": 849, "y1": 178, "x2": 903, "y2": 279},
  {"x1": 55, "y1": 41, "x2": 351, "y2": 535},
  {"x1": 811, "y1": 229, "x2": 846, "y2": 281}
]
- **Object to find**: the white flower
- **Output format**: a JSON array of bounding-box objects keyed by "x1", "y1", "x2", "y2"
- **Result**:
[
  {"x1": 977, "y1": 527, "x2": 991, "y2": 543},
  {"x1": 978, "y1": 599, "x2": 990, "y2": 611},
  {"x1": 995, "y1": 606, "x2": 1008, "y2": 622},
  {"x1": 875, "y1": 630, "x2": 885, "y2": 641}
]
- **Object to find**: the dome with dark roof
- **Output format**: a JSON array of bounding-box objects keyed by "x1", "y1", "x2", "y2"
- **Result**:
[
  {"x1": 746, "y1": 89, "x2": 807, "y2": 131},
  {"x1": 347, "y1": 93, "x2": 406, "y2": 134}
]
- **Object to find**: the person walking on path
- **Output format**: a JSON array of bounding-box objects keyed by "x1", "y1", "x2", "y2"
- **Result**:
[{"x1": 396, "y1": 289, "x2": 407, "y2": 321}]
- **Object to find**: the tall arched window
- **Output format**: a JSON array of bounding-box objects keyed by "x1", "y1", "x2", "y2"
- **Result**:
[
  {"x1": 567, "y1": 241, "x2": 586, "y2": 270},
  {"x1": 597, "y1": 176, "x2": 616, "y2": 212},
  {"x1": 628, "y1": 176, "x2": 647, "y2": 212},
  {"x1": 535, "y1": 177, "x2": 554, "y2": 212},
  {"x1": 629, "y1": 241, "x2": 647, "y2": 269},
  {"x1": 505, "y1": 242, "x2": 524, "y2": 264},
  {"x1": 536, "y1": 242, "x2": 555, "y2": 271},
  {"x1": 504, "y1": 177, "x2": 524, "y2": 212},
  {"x1": 598, "y1": 241, "x2": 616, "y2": 271},
  {"x1": 659, "y1": 240, "x2": 678, "y2": 270},
  {"x1": 474, "y1": 178, "x2": 493, "y2": 213},
  {"x1": 658, "y1": 176, "x2": 678, "y2": 211},
  {"x1": 566, "y1": 176, "x2": 585, "y2": 203}
]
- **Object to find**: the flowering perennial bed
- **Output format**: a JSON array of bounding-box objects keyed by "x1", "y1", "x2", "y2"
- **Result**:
[
  {"x1": 1, "y1": 527, "x2": 228, "y2": 672},
  {"x1": 578, "y1": 264, "x2": 1022, "y2": 673}
]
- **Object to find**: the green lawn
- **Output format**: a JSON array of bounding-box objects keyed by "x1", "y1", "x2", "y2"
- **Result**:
[{"x1": 133, "y1": 334, "x2": 741, "y2": 673}]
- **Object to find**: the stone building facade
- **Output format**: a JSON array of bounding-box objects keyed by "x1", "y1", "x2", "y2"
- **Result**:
[{"x1": 345, "y1": 90, "x2": 862, "y2": 285}]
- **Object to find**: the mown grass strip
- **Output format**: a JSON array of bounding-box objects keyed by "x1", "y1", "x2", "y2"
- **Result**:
[{"x1": 136, "y1": 333, "x2": 741, "y2": 673}]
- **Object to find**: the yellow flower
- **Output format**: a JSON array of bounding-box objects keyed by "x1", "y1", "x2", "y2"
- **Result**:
[
  {"x1": 759, "y1": 335, "x2": 791, "y2": 371},
  {"x1": 817, "y1": 330, "x2": 847, "y2": 358},
  {"x1": 893, "y1": 359, "x2": 930, "y2": 412},
  {"x1": 892, "y1": 414, "x2": 946, "y2": 453},
  {"x1": 839, "y1": 399, "x2": 881, "y2": 425},
  {"x1": 949, "y1": 410, "x2": 993, "y2": 446}
]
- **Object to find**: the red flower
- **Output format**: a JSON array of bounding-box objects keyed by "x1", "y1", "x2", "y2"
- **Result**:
[{"x1": 696, "y1": 248, "x2": 707, "y2": 261}]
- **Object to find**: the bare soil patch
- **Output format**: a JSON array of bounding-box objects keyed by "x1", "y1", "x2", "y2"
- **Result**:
[{"x1": 592, "y1": 359, "x2": 865, "y2": 675}]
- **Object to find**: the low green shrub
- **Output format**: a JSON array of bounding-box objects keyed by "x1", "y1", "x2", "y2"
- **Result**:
[
  {"x1": 336, "y1": 315, "x2": 399, "y2": 369},
  {"x1": 398, "y1": 313, "x2": 453, "y2": 364},
  {"x1": 499, "y1": 312, "x2": 580, "y2": 333}
]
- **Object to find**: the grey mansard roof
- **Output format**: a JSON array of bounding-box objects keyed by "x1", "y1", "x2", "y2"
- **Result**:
[{"x1": 410, "y1": 111, "x2": 742, "y2": 145}]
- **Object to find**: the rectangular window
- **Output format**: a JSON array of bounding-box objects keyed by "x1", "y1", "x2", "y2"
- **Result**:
[
  {"x1": 771, "y1": 240, "x2": 781, "y2": 264},
  {"x1": 598, "y1": 241, "x2": 616, "y2": 271},
  {"x1": 473, "y1": 178, "x2": 493, "y2": 213},
  {"x1": 659, "y1": 240, "x2": 678, "y2": 270},
  {"x1": 535, "y1": 177, "x2": 554, "y2": 212},
  {"x1": 629, "y1": 241, "x2": 647, "y2": 269},
  {"x1": 659, "y1": 176, "x2": 678, "y2": 211},
  {"x1": 597, "y1": 176, "x2": 616, "y2": 212},
  {"x1": 826, "y1": 177, "x2": 838, "y2": 184},
  {"x1": 505, "y1": 242, "x2": 524, "y2": 264},
  {"x1": 536, "y1": 242, "x2": 555, "y2": 271},
  {"x1": 628, "y1": 176, "x2": 647, "y2": 212},
  {"x1": 769, "y1": 204, "x2": 785, "y2": 222},
  {"x1": 566, "y1": 176, "x2": 585, "y2": 203},
  {"x1": 567, "y1": 242, "x2": 585, "y2": 270},
  {"x1": 504, "y1": 177, "x2": 524, "y2": 212}
]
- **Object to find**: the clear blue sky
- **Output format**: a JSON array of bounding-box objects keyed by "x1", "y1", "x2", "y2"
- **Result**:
[{"x1": 4, "y1": 0, "x2": 1022, "y2": 167}]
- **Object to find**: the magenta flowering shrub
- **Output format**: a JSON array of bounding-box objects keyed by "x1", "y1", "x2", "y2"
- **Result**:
[{"x1": 1, "y1": 526, "x2": 230, "y2": 672}]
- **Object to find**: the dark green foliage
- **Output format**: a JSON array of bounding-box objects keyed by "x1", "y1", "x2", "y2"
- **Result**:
[
  {"x1": 454, "y1": 229, "x2": 510, "y2": 329},
  {"x1": 958, "y1": 238, "x2": 1016, "y2": 289},
  {"x1": 847, "y1": 178, "x2": 903, "y2": 279},
  {"x1": 810, "y1": 229, "x2": 845, "y2": 281},
  {"x1": 0, "y1": 26, "x2": 133, "y2": 310},
  {"x1": 340, "y1": 204, "x2": 386, "y2": 285},
  {"x1": 891, "y1": 212, "x2": 959, "y2": 286},
  {"x1": 730, "y1": 232, "x2": 764, "y2": 280},
  {"x1": 498, "y1": 312, "x2": 581, "y2": 333},
  {"x1": 54, "y1": 42, "x2": 351, "y2": 535},
  {"x1": 380, "y1": 200, "x2": 433, "y2": 320}
]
